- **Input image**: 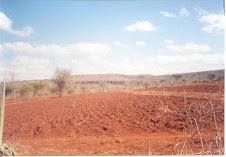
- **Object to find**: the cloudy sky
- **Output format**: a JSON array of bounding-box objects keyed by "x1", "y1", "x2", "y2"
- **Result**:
[{"x1": 0, "y1": 0, "x2": 224, "y2": 80}]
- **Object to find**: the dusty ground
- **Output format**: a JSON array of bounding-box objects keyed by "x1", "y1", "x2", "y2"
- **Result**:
[{"x1": 2, "y1": 81, "x2": 224, "y2": 155}]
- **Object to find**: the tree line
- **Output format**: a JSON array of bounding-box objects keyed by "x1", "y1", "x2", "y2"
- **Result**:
[{"x1": 2, "y1": 68, "x2": 224, "y2": 99}]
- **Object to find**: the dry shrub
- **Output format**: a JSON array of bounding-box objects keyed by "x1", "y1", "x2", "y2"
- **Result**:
[{"x1": 176, "y1": 92, "x2": 224, "y2": 155}]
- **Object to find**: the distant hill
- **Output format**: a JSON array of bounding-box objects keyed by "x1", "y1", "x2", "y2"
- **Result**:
[
  {"x1": 71, "y1": 69, "x2": 224, "y2": 83},
  {"x1": 154, "y1": 69, "x2": 224, "y2": 82},
  {"x1": 4, "y1": 69, "x2": 224, "y2": 83}
]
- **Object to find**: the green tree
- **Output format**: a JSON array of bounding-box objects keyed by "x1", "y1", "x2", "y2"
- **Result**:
[
  {"x1": 207, "y1": 73, "x2": 216, "y2": 81},
  {"x1": 5, "y1": 86, "x2": 13, "y2": 97},
  {"x1": 18, "y1": 85, "x2": 34, "y2": 97},
  {"x1": 30, "y1": 82, "x2": 46, "y2": 97},
  {"x1": 172, "y1": 74, "x2": 183, "y2": 81}
]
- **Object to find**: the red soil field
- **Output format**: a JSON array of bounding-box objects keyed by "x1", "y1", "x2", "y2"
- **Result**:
[{"x1": 2, "y1": 81, "x2": 224, "y2": 155}]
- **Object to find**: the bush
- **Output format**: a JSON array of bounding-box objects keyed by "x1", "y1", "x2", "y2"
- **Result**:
[
  {"x1": 5, "y1": 86, "x2": 13, "y2": 97},
  {"x1": 30, "y1": 82, "x2": 46, "y2": 97},
  {"x1": 207, "y1": 73, "x2": 216, "y2": 81},
  {"x1": 193, "y1": 79, "x2": 198, "y2": 83},
  {"x1": 142, "y1": 82, "x2": 150, "y2": 89},
  {"x1": 67, "y1": 89, "x2": 74, "y2": 94},
  {"x1": 172, "y1": 74, "x2": 183, "y2": 81},
  {"x1": 18, "y1": 85, "x2": 34, "y2": 97},
  {"x1": 160, "y1": 79, "x2": 166, "y2": 83},
  {"x1": 50, "y1": 88, "x2": 58, "y2": 94},
  {"x1": 182, "y1": 79, "x2": 186, "y2": 83},
  {"x1": 216, "y1": 75, "x2": 224, "y2": 81}
]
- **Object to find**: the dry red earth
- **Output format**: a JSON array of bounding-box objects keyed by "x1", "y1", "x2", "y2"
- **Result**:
[{"x1": 2, "y1": 81, "x2": 224, "y2": 155}]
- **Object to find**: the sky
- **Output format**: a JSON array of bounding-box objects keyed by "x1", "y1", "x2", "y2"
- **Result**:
[{"x1": 0, "y1": 0, "x2": 224, "y2": 80}]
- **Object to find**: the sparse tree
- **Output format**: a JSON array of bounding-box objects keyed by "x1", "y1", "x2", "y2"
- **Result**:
[
  {"x1": 8, "y1": 71, "x2": 17, "y2": 99},
  {"x1": 193, "y1": 79, "x2": 199, "y2": 83},
  {"x1": 80, "y1": 86, "x2": 86, "y2": 93},
  {"x1": 8, "y1": 71, "x2": 16, "y2": 82},
  {"x1": 127, "y1": 80, "x2": 136, "y2": 90},
  {"x1": 18, "y1": 85, "x2": 34, "y2": 97},
  {"x1": 136, "y1": 80, "x2": 143, "y2": 89},
  {"x1": 30, "y1": 82, "x2": 46, "y2": 97},
  {"x1": 99, "y1": 81, "x2": 106, "y2": 92},
  {"x1": 52, "y1": 68, "x2": 72, "y2": 97},
  {"x1": 142, "y1": 82, "x2": 150, "y2": 89},
  {"x1": 172, "y1": 74, "x2": 183, "y2": 81},
  {"x1": 182, "y1": 79, "x2": 186, "y2": 83},
  {"x1": 160, "y1": 79, "x2": 166, "y2": 83},
  {"x1": 216, "y1": 75, "x2": 224, "y2": 81},
  {"x1": 207, "y1": 73, "x2": 216, "y2": 81}
]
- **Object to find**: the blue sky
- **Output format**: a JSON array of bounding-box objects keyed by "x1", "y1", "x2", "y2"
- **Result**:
[{"x1": 0, "y1": 0, "x2": 224, "y2": 80}]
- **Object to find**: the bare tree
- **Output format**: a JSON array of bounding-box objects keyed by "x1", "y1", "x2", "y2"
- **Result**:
[
  {"x1": 80, "y1": 85, "x2": 87, "y2": 93},
  {"x1": 127, "y1": 80, "x2": 136, "y2": 90},
  {"x1": 8, "y1": 71, "x2": 17, "y2": 99},
  {"x1": 52, "y1": 68, "x2": 72, "y2": 97},
  {"x1": 8, "y1": 71, "x2": 16, "y2": 83},
  {"x1": 99, "y1": 81, "x2": 106, "y2": 92},
  {"x1": 142, "y1": 81, "x2": 150, "y2": 89}
]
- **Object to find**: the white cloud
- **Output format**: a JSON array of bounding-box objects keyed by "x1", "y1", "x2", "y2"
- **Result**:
[
  {"x1": 114, "y1": 41, "x2": 123, "y2": 47},
  {"x1": 160, "y1": 11, "x2": 176, "y2": 17},
  {"x1": 164, "y1": 40, "x2": 174, "y2": 44},
  {"x1": 199, "y1": 13, "x2": 224, "y2": 33},
  {"x1": 124, "y1": 21, "x2": 157, "y2": 32},
  {"x1": 179, "y1": 8, "x2": 190, "y2": 16},
  {"x1": 107, "y1": 53, "x2": 224, "y2": 75},
  {"x1": 0, "y1": 12, "x2": 34, "y2": 37},
  {"x1": 0, "y1": 44, "x2": 3, "y2": 53},
  {"x1": 144, "y1": 53, "x2": 224, "y2": 74},
  {"x1": 1, "y1": 52, "x2": 223, "y2": 80},
  {"x1": 136, "y1": 41, "x2": 146, "y2": 46},
  {"x1": 1, "y1": 42, "x2": 112, "y2": 80},
  {"x1": 195, "y1": 8, "x2": 224, "y2": 33},
  {"x1": 11, "y1": 27, "x2": 34, "y2": 37},
  {"x1": 0, "y1": 41, "x2": 222, "y2": 80},
  {"x1": 167, "y1": 43, "x2": 211, "y2": 53},
  {"x1": 4, "y1": 54, "x2": 111, "y2": 80},
  {"x1": 3, "y1": 42, "x2": 112, "y2": 57},
  {"x1": 8, "y1": 56, "x2": 52, "y2": 80},
  {"x1": 194, "y1": 7, "x2": 208, "y2": 15}
]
